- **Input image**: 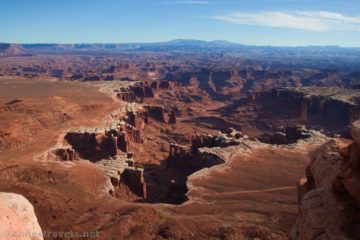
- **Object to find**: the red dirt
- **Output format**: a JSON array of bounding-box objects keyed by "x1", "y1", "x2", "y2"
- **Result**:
[{"x1": 0, "y1": 74, "x2": 342, "y2": 239}]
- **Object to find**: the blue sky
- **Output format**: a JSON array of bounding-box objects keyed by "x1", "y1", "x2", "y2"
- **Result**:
[{"x1": 1, "y1": 0, "x2": 360, "y2": 46}]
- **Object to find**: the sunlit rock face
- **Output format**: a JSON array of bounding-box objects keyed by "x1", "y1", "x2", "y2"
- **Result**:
[
  {"x1": 290, "y1": 120, "x2": 360, "y2": 239},
  {"x1": 0, "y1": 192, "x2": 43, "y2": 240}
]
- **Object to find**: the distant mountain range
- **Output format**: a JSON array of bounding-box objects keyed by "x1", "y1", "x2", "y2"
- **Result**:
[
  {"x1": 0, "y1": 44, "x2": 30, "y2": 57},
  {"x1": 0, "y1": 39, "x2": 359, "y2": 57}
]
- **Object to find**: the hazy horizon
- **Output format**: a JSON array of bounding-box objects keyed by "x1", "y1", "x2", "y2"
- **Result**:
[
  {"x1": 3, "y1": 39, "x2": 358, "y2": 48},
  {"x1": 1, "y1": 0, "x2": 360, "y2": 47}
]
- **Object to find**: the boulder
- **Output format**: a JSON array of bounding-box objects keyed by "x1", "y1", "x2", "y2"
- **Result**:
[{"x1": 0, "y1": 192, "x2": 43, "y2": 240}]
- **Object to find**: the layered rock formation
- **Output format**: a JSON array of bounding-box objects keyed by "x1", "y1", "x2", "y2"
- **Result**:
[
  {"x1": 191, "y1": 130, "x2": 241, "y2": 154},
  {"x1": 116, "y1": 88, "x2": 136, "y2": 102},
  {"x1": 166, "y1": 130, "x2": 241, "y2": 172},
  {"x1": 290, "y1": 120, "x2": 360, "y2": 239},
  {"x1": 64, "y1": 131, "x2": 118, "y2": 161},
  {"x1": 253, "y1": 87, "x2": 360, "y2": 129},
  {"x1": 58, "y1": 98, "x2": 178, "y2": 202},
  {"x1": 121, "y1": 103, "x2": 147, "y2": 130},
  {"x1": 64, "y1": 127, "x2": 148, "y2": 201},
  {"x1": 259, "y1": 125, "x2": 312, "y2": 145},
  {"x1": 63, "y1": 103, "x2": 149, "y2": 161},
  {"x1": 0, "y1": 192, "x2": 43, "y2": 240},
  {"x1": 64, "y1": 124, "x2": 144, "y2": 161},
  {"x1": 116, "y1": 80, "x2": 176, "y2": 103},
  {"x1": 118, "y1": 97, "x2": 175, "y2": 126},
  {"x1": 95, "y1": 153, "x2": 147, "y2": 201}
]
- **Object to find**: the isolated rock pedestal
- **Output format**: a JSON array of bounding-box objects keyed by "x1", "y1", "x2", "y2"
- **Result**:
[
  {"x1": 168, "y1": 109, "x2": 177, "y2": 124},
  {"x1": 0, "y1": 192, "x2": 43, "y2": 240}
]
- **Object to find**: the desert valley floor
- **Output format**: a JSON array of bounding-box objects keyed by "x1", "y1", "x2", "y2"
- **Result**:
[{"x1": 0, "y1": 43, "x2": 360, "y2": 239}]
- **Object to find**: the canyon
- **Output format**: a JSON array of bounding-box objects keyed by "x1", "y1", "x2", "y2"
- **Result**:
[{"x1": 0, "y1": 43, "x2": 360, "y2": 239}]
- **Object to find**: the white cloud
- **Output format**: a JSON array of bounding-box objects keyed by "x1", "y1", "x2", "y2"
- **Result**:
[
  {"x1": 165, "y1": 0, "x2": 210, "y2": 4},
  {"x1": 213, "y1": 11, "x2": 360, "y2": 31}
]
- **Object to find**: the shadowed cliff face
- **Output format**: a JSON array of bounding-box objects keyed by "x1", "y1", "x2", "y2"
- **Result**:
[
  {"x1": 116, "y1": 133, "x2": 237, "y2": 205},
  {"x1": 250, "y1": 87, "x2": 360, "y2": 133},
  {"x1": 64, "y1": 132, "x2": 117, "y2": 161},
  {"x1": 140, "y1": 135, "x2": 229, "y2": 205}
]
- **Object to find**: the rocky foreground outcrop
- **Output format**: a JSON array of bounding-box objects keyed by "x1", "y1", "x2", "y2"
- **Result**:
[
  {"x1": 290, "y1": 120, "x2": 360, "y2": 239},
  {"x1": 0, "y1": 192, "x2": 43, "y2": 240}
]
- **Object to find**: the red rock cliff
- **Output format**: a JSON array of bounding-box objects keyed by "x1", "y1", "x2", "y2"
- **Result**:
[{"x1": 290, "y1": 120, "x2": 360, "y2": 239}]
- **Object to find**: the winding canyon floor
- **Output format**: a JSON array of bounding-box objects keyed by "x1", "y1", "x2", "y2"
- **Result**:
[{"x1": 0, "y1": 77, "x2": 325, "y2": 239}]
